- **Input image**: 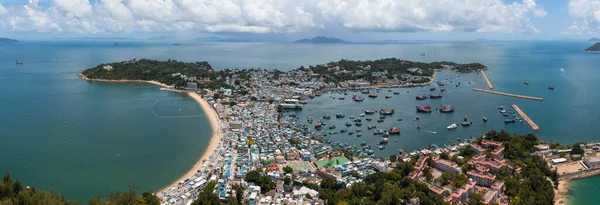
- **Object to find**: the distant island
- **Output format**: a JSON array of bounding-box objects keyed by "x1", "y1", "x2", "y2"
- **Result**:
[
  {"x1": 585, "y1": 42, "x2": 600, "y2": 52},
  {"x1": 294, "y1": 36, "x2": 347, "y2": 44},
  {"x1": 0, "y1": 37, "x2": 18, "y2": 43},
  {"x1": 148, "y1": 35, "x2": 173, "y2": 41},
  {"x1": 193, "y1": 36, "x2": 221, "y2": 42},
  {"x1": 589, "y1": 38, "x2": 600, "y2": 42}
]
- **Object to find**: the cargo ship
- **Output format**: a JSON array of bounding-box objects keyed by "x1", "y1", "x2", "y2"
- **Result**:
[
  {"x1": 439, "y1": 105, "x2": 454, "y2": 113},
  {"x1": 416, "y1": 105, "x2": 432, "y2": 113}
]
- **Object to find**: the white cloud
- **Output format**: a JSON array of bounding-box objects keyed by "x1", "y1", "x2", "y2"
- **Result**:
[
  {"x1": 566, "y1": 0, "x2": 600, "y2": 35},
  {"x1": 0, "y1": 0, "x2": 546, "y2": 35}
]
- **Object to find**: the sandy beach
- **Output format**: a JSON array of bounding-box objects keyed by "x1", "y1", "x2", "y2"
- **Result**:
[
  {"x1": 158, "y1": 92, "x2": 222, "y2": 192},
  {"x1": 78, "y1": 72, "x2": 171, "y2": 88},
  {"x1": 555, "y1": 179, "x2": 570, "y2": 205}
]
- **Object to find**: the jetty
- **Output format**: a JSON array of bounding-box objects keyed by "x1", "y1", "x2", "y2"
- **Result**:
[
  {"x1": 511, "y1": 104, "x2": 540, "y2": 131},
  {"x1": 480, "y1": 71, "x2": 493, "y2": 89},
  {"x1": 472, "y1": 88, "x2": 543, "y2": 101}
]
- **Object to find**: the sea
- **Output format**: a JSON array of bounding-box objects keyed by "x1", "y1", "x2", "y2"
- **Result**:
[{"x1": 1, "y1": 40, "x2": 599, "y2": 202}]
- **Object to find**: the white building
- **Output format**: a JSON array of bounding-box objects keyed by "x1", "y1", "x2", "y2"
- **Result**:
[{"x1": 103, "y1": 65, "x2": 113, "y2": 71}]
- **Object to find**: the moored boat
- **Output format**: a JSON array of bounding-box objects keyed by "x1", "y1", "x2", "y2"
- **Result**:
[
  {"x1": 389, "y1": 127, "x2": 401, "y2": 134},
  {"x1": 366, "y1": 117, "x2": 372, "y2": 121},
  {"x1": 361, "y1": 90, "x2": 370, "y2": 94},
  {"x1": 548, "y1": 86, "x2": 555, "y2": 90},
  {"x1": 380, "y1": 108, "x2": 394, "y2": 115},
  {"x1": 430, "y1": 87, "x2": 436, "y2": 91},
  {"x1": 353, "y1": 95, "x2": 364, "y2": 102},
  {"x1": 367, "y1": 125, "x2": 376, "y2": 129},
  {"x1": 365, "y1": 109, "x2": 376, "y2": 114},
  {"x1": 336, "y1": 113, "x2": 345, "y2": 118},
  {"x1": 483, "y1": 117, "x2": 488, "y2": 122},
  {"x1": 447, "y1": 123, "x2": 458, "y2": 130},
  {"x1": 461, "y1": 122, "x2": 471, "y2": 127},
  {"x1": 385, "y1": 95, "x2": 392, "y2": 99},
  {"x1": 416, "y1": 105, "x2": 432, "y2": 113},
  {"x1": 368, "y1": 93, "x2": 378, "y2": 98},
  {"x1": 439, "y1": 105, "x2": 454, "y2": 113},
  {"x1": 505, "y1": 119, "x2": 516, "y2": 123},
  {"x1": 416, "y1": 95, "x2": 428, "y2": 100},
  {"x1": 429, "y1": 93, "x2": 443, "y2": 99},
  {"x1": 323, "y1": 115, "x2": 331, "y2": 119},
  {"x1": 393, "y1": 91, "x2": 400, "y2": 95}
]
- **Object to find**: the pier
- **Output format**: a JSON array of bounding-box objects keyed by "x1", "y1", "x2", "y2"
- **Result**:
[
  {"x1": 511, "y1": 104, "x2": 540, "y2": 131},
  {"x1": 480, "y1": 71, "x2": 493, "y2": 89},
  {"x1": 472, "y1": 88, "x2": 543, "y2": 101}
]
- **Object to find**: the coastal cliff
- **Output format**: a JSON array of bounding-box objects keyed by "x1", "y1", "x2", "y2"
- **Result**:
[{"x1": 585, "y1": 42, "x2": 600, "y2": 52}]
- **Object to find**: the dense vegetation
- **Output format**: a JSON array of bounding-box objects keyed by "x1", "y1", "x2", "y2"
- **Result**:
[
  {"x1": 484, "y1": 130, "x2": 557, "y2": 205},
  {"x1": 82, "y1": 59, "x2": 230, "y2": 90},
  {"x1": 244, "y1": 170, "x2": 275, "y2": 194},
  {"x1": 297, "y1": 58, "x2": 486, "y2": 84},
  {"x1": 0, "y1": 172, "x2": 160, "y2": 205},
  {"x1": 584, "y1": 42, "x2": 600, "y2": 52}
]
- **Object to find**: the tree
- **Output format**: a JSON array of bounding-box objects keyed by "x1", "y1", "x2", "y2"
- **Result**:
[
  {"x1": 192, "y1": 182, "x2": 220, "y2": 205},
  {"x1": 283, "y1": 166, "x2": 293, "y2": 174},
  {"x1": 571, "y1": 143, "x2": 584, "y2": 155},
  {"x1": 232, "y1": 184, "x2": 244, "y2": 205},
  {"x1": 277, "y1": 105, "x2": 283, "y2": 113},
  {"x1": 245, "y1": 170, "x2": 275, "y2": 194},
  {"x1": 284, "y1": 177, "x2": 292, "y2": 185},
  {"x1": 389, "y1": 155, "x2": 397, "y2": 163},
  {"x1": 467, "y1": 193, "x2": 484, "y2": 205}
]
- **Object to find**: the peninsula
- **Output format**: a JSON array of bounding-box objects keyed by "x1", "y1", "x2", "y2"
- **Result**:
[{"x1": 0, "y1": 37, "x2": 18, "y2": 43}]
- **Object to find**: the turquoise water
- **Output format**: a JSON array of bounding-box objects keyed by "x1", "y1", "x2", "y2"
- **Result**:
[
  {"x1": 1, "y1": 40, "x2": 599, "y2": 201},
  {"x1": 567, "y1": 175, "x2": 600, "y2": 204}
]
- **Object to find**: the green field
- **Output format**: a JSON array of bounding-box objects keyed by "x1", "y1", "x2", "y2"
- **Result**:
[{"x1": 315, "y1": 157, "x2": 350, "y2": 167}]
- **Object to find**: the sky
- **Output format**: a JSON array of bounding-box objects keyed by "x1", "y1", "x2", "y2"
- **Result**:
[{"x1": 0, "y1": 0, "x2": 599, "y2": 41}]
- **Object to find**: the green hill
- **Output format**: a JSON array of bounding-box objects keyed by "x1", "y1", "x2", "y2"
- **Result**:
[{"x1": 585, "y1": 42, "x2": 600, "y2": 52}]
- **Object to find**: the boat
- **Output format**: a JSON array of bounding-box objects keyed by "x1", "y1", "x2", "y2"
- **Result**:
[
  {"x1": 359, "y1": 113, "x2": 366, "y2": 117},
  {"x1": 309, "y1": 95, "x2": 315, "y2": 99},
  {"x1": 357, "y1": 133, "x2": 362, "y2": 137},
  {"x1": 361, "y1": 141, "x2": 366, "y2": 146},
  {"x1": 416, "y1": 105, "x2": 432, "y2": 113},
  {"x1": 368, "y1": 93, "x2": 378, "y2": 98},
  {"x1": 281, "y1": 99, "x2": 303, "y2": 110},
  {"x1": 385, "y1": 95, "x2": 392, "y2": 99},
  {"x1": 439, "y1": 105, "x2": 454, "y2": 113},
  {"x1": 299, "y1": 101, "x2": 307, "y2": 104},
  {"x1": 524, "y1": 82, "x2": 529, "y2": 85},
  {"x1": 366, "y1": 117, "x2": 372, "y2": 121},
  {"x1": 389, "y1": 127, "x2": 401, "y2": 134},
  {"x1": 373, "y1": 130, "x2": 381, "y2": 135},
  {"x1": 338, "y1": 97, "x2": 345, "y2": 100},
  {"x1": 354, "y1": 118, "x2": 362, "y2": 122},
  {"x1": 328, "y1": 125, "x2": 336, "y2": 129},
  {"x1": 500, "y1": 110, "x2": 506, "y2": 113},
  {"x1": 356, "y1": 128, "x2": 362, "y2": 132},
  {"x1": 461, "y1": 122, "x2": 471, "y2": 127},
  {"x1": 361, "y1": 90, "x2": 370, "y2": 94},
  {"x1": 380, "y1": 108, "x2": 394, "y2": 115},
  {"x1": 441, "y1": 88, "x2": 446, "y2": 92},
  {"x1": 463, "y1": 116, "x2": 468, "y2": 122},
  {"x1": 505, "y1": 119, "x2": 516, "y2": 123},
  {"x1": 315, "y1": 93, "x2": 321, "y2": 97},
  {"x1": 315, "y1": 123, "x2": 322, "y2": 128},
  {"x1": 416, "y1": 95, "x2": 428, "y2": 100},
  {"x1": 349, "y1": 116, "x2": 355, "y2": 119},
  {"x1": 379, "y1": 116, "x2": 386, "y2": 119},
  {"x1": 503, "y1": 113, "x2": 509, "y2": 117},
  {"x1": 348, "y1": 132, "x2": 354, "y2": 135},
  {"x1": 430, "y1": 87, "x2": 436, "y2": 91},
  {"x1": 289, "y1": 113, "x2": 297, "y2": 117},
  {"x1": 483, "y1": 117, "x2": 488, "y2": 122},
  {"x1": 346, "y1": 122, "x2": 352, "y2": 127},
  {"x1": 548, "y1": 86, "x2": 555, "y2": 90},
  {"x1": 429, "y1": 93, "x2": 443, "y2": 99},
  {"x1": 340, "y1": 129, "x2": 348, "y2": 133},
  {"x1": 16, "y1": 60, "x2": 23, "y2": 65},
  {"x1": 498, "y1": 106, "x2": 504, "y2": 109},
  {"x1": 336, "y1": 113, "x2": 345, "y2": 118},
  {"x1": 355, "y1": 122, "x2": 362, "y2": 126},
  {"x1": 323, "y1": 115, "x2": 331, "y2": 119},
  {"x1": 380, "y1": 138, "x2": 389, "y2": 144},
  {"x1": 365, "y1": 109, "x2": 376, "y2": 114},
  {"x1": 447, "y1": 123, "x2": 458, "y2": 130},
  {"x1": 377, "y1": 119, "x2": 384, "y2": 123},
  {"x1": 353, "y1": 95, "x2": 364, "y2": 102},
  {"x1": 393, "y1": 91, "x2": 400, "y2": 95},
  {"x1": 367, "y1": 125, "x2": 376, "y2": 130},
  {"x1": 378, "y1": 145, "x2": 385, "y2": 150}
]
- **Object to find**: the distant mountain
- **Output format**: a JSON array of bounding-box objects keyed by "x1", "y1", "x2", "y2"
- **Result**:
[
  {"x1": 51, "y1": 37, "x2": 135, "y2": 40},
  {"x1": 148, "y1": 35, "x2": 173, "y2": 41},
  {"x1": 589, "y1": 38, "x2": 600, "y2": 42},
  {"x1": 294, "y1": 36, "x2": 347, "y2": 44},
  {"x1": 0, "y1": 37, "x2": 18, "y2": 43},
  {"x1": 585, "y1": 42, "x2": 600, "y2": 52},
  {"x1": 194, "y1": 36, "x2": 221, "y2": 42}
]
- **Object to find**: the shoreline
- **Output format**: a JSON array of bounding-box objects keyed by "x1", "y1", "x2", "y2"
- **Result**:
[
  {"x1": 158, "y1": 92, "x2": 221, "y2": 193},
  {"x1": 555, "y1": 179, "x2": 570, "y2": 205},
  {"x1": 78, "y1": 72, "x2": 223, "y2": 194}
]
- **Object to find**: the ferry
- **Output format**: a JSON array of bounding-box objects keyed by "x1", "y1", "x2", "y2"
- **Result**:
[
  {"x1": 336, "y1": 113, "x2": 345, "y2": 118},
  {"x1": 447, "y1": 123, "x2": 458, "y2": 130},
  {"x1": 281, "y1": 99, "x2": 303, "y2": 110},
  {"x1": 389, "y1": 127, "x2": 401, "y2": 134},
  {"x1": 439, "y1": 105, "x2": 454, "y2": 113},
  {"x1": 353, "y1": 95, "x2": 364, "y2": 102},
  {"x1": 365, "y1": 109, "x2": 376, "y2": 114},
  {"x1": 416, "y1": 95, "x2": 428, "y2": 100},
  {"x1": 368, "y1": 93, "x2": 378, "y2": 98},
  {"x1": 429, "y1": 93, "x2": 443, "y2": 99},
  {"x1": 416, "y1": 105, "x2": 432, "y2": 113}
]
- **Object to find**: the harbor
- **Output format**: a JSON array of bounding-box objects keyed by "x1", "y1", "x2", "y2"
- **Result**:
[
  {"x1": 511, "y1": 104, "x2": 540, "y2": 131},
  {"x1": 480, "y1": 70, "x2": 494, "y2": 89},
  {"x1": 472, "y1": 88, "x2": 544, "y2": 101}
]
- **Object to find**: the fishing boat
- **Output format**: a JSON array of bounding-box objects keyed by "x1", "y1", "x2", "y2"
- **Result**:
[
  {"x1": 389, "y1": 127, "x2": 401, "y2": 134},
  {"x1": 461, "y1": 122, "x2": 471, "y2": 127},
  {"x1": 385, "y1": 95, "x2": 392, "y2": 99},
  {"x1": 393, "y1": 91, "x2": 400, "y2": 95},
  {"x1": 430, "y1": 87, "x2": 436, "y2": 91},
  {"x1": 338, "y1": 97, "x2": 345, "y2": 100},
  {"x1": 323, "y1": 115, "x2": 331, "y2": 119},
  {"x1": 361, "y1": 141, "x2": 367, "y2": 146},
  {"x1": 366, "y1": 117, "x2": 372, "y2": 121},
  {"x1": 447, "y1": 123, "x2": 458, "y2": 130},
  {"x1": 380, "y1": 138, "x2": 389, "y2": 144},
  {"x1": 340, "y1": 129, "x2": 348, "y2": 133},
  {"x1": 379, "y1": 116, "x2": 386, "y2": 119},
  {"x1": 439, "y1": 105, "x2": 454, "y2": 113},
  {"x1": 315, "y1": 123, "x2": 322, "y2": 128},
  {"x1": 548, "y1": 86, "x2": 555, "y2": 90},
  {"x1": 505, "y1": 119, "x2": 516, "y2": 123},
  {"x1": 367, "y1": 125, "x2": 376, "y2": 130},
  {"x1": 483, "y1": 117, "x2": 488, "y2": 122},
  {"x1": 355, "y1": 122, "x2": 362, "y2": 126},
  {"x1": 336, "y1": 113, "x2": 345, "y2": 118},
  {"x1": 416, "y1": 105, "x2": 432, "y2": 113},
  {"x1": 429, "y1": 93, "x2": 443, "y2": 99},
  {"x1": 353, "y1": 95, "x2": 364, "y2": 102},
  {"x1": 368, "y1": 93, "x2": 378, "y2": 98},
  {"x1": 345, "y1": 122, "x2": 352, "y2": 127},
  {"x1": 441, "y1": 88, "x2": 446, "y2": 92},
  {"x1": 377, "y1": 119, "x2": 384, "y2": 123},
  {"x1": 380, "y1": 108, "x2": 394, "y2": 115},
  {"x1": 361, "y1": 90, "x2": 370, "y2": 94},
  {"x1": 365, "y1": 109, "x2": 376, "y2": 114},
  {"x1": 416, "y1": 95, "x2": 428, "y2": 100},
  {"x1": 357, "y1": 133, "x2": 362, "y2": 137}
]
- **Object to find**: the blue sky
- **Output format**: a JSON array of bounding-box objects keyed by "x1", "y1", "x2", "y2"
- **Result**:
[{"x1": 0, "y1": 0, "x2": 598, "y2": 41}]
